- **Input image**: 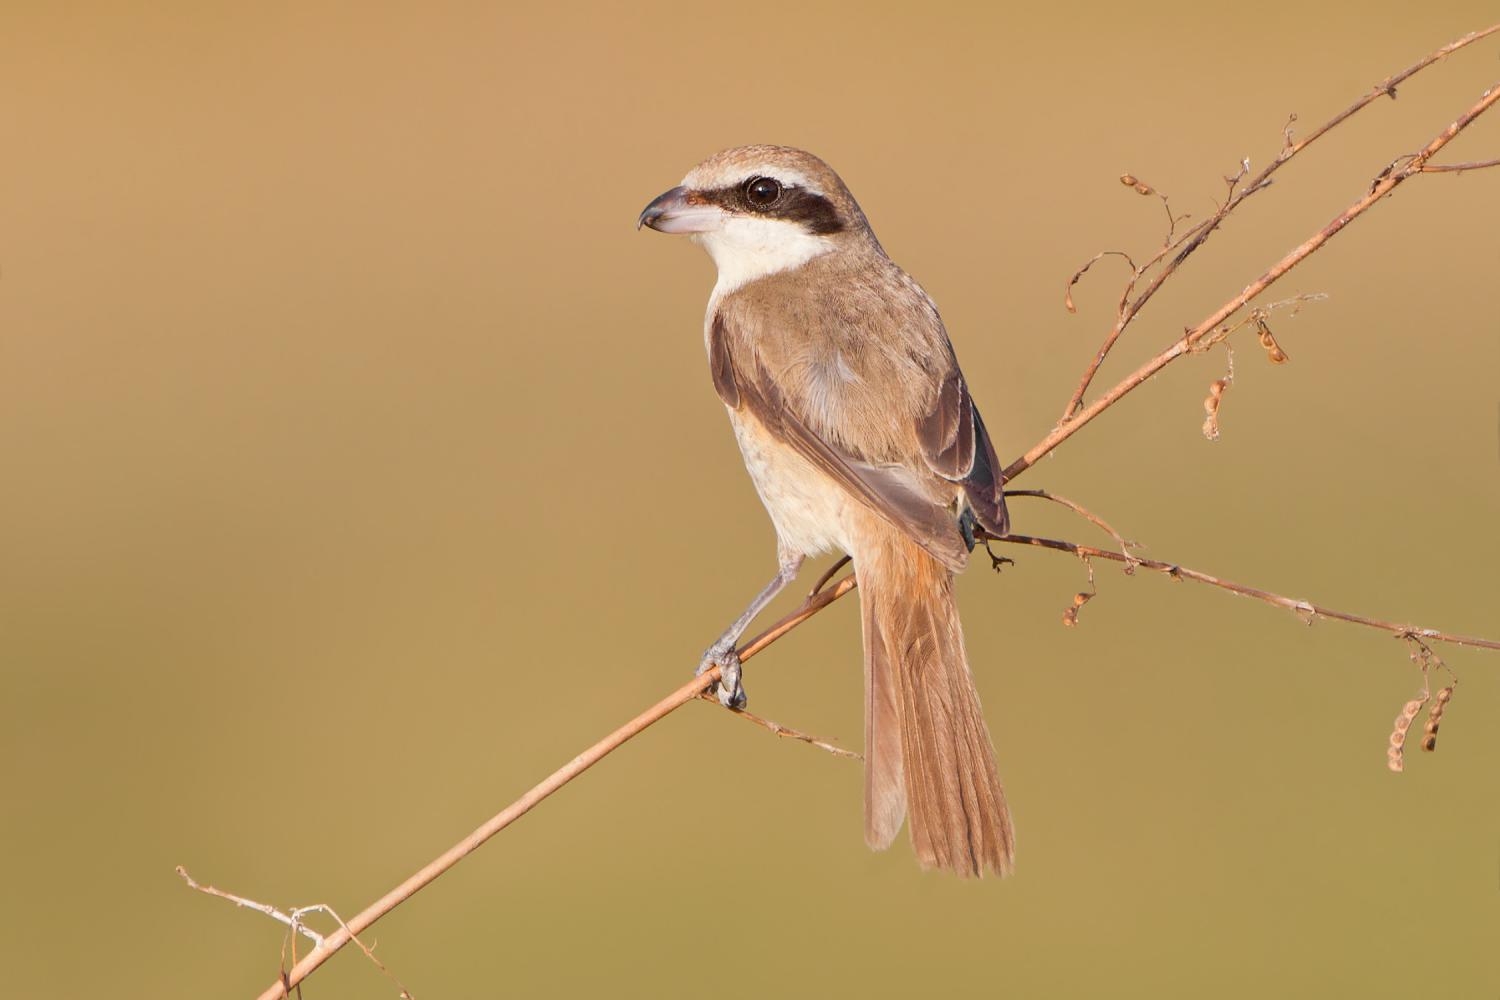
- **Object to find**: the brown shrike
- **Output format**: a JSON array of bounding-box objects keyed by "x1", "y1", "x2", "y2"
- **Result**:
[{"x1": 639, "y1": 146, "x2": 1013, "y2": 876}]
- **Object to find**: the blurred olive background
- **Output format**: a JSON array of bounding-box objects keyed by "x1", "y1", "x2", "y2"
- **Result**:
[{"x1": 3, "y1": 2, "x2": 1498, "y2": 997}]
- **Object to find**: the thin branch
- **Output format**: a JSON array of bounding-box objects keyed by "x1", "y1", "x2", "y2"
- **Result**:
[
  {"x1": 1004, "y1": 488, "x2": 1139, "y2": 569},
  {"x1": 177, "y1": 867, "x2": 324, "y2": 948},
  {"x1": 1063, "y1": 250, "x2": 1137, "y2": 314},
  {"x1": 1006, "y1": 73, "x2": 1500, "y2": 483},
  {"x1": 703, "y1": 693, "x2": 862, "y2": 759},
  {"x1": 809, "y1": 554, "x2": 852, "y2": 596},
  {"x1": 179, "y1": 866, "x2": 415, "y2": 998},
  {"x1": 1285, "y1": 24, "x2": 1500, "y2": 155},
  {"x1": 988, "y1": 533, "x2": 1500, "y2": 651},
  {"x1": 1420, "y1": 156, "x2": 1500, "y2": 173},
  {"x1": 1056, "y1": 23, "x2": 1500, "y2": 422}
]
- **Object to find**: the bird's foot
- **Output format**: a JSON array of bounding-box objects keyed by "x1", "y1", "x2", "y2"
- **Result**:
[{"x1": 696, "y1": 641, "x2": 746, "y2": 710}]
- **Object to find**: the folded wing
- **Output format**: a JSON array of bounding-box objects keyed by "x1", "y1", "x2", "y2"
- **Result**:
[{"x1": 710, "y1": 313, "x2": 975, "y2": 570}]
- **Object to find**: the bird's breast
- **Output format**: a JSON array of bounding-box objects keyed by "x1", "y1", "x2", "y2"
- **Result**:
[{"x1": 726, "y1": 408, "x2": 851, "y2": 559}]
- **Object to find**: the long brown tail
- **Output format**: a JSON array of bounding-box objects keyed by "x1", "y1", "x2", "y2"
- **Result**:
[{"x1": 856, "y1": 520, "x2": 1014, "y2": 877}]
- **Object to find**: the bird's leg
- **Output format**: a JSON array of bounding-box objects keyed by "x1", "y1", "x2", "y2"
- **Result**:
[{"x1": 697, "y1": 553, "x2": 804, "y2": 709}]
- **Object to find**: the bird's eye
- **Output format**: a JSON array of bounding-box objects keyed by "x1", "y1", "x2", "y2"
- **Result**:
[{"x1": 743, "y1": 176, "x2": 782, "y2": 209}]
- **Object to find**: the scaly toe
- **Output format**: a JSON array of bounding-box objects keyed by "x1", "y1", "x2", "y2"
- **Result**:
[{"x1": 716, "y1": 654, "x2": 746, "y2": 709}]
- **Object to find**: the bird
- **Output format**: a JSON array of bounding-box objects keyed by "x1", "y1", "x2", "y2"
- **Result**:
[{"x1": 638, "y1": 145, "x2": 1014, "y2": 877}]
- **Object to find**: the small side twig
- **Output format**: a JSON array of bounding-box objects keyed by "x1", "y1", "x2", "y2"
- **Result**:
[
  {"x1": 809, "y1": 555, "x2": 852, "y2": 596},
  {"x1": 986, "y1": 532, "x2": 1500, "y2": 651},
  {"x1": 1419, "y1": 156, "x2": 1500, "y2": 173},
  {"x1": 703, "y1": 694, "x2": 862, "y2": 759},
  {"x1": 1004, "y1": 488, "x2": 1140, "y2": 572},
  {"x1": 176, "y1": 866, "x2": 325, "y2": 948},
  {"x1": 1189, "y1": 293, "x2": 1325, "y2": 356},
  {"x1": 178, "y1": 866, "x2": 415, "y2": 998}
]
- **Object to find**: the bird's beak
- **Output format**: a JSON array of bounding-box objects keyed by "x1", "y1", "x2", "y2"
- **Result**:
[{"x1": 637, "y1": 186, "x2": 725, "y2": 234}]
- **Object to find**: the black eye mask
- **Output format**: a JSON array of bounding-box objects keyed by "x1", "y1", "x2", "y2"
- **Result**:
[{"x1": 695, "y1": 179, "x2": 846, "y2": 235}]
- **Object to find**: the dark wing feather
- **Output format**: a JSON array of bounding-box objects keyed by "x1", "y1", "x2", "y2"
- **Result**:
[
  {"x1": 915, "y1": 361, "x2": 1008, "y2": 538},
  {"x1": 710, "y1": 314, "x2": 970, "y2": 571},
  {"x1": 915, "y1": 367, "x2": 974, "y2": 479},
  {"x1": 965, "y1": 406, "x2": 1009, "y2": 537},
  {"x1": 708, "y1": 314, "x2": 739, "y2": 408}
]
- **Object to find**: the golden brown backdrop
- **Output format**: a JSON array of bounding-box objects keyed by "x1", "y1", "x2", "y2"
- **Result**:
[{"x1": 2, "y1": 2, "x2": 1497, "y2": 996}]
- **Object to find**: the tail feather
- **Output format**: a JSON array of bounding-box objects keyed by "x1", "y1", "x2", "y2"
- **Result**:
[{"x1": 857, "y1": 521, "x2": 1014, "y2": 877}]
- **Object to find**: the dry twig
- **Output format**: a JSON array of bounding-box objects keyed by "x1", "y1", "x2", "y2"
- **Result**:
[
  {"x1": 179, "y1": 867, "x2": 414, "y2": 999},
  {"x1": 177, "y1": 866, "x2": 325, "y2": 948},
  {"x1": 989, "y1": 533, "x2": 1500, "y2": 652},
  {"x1": 1005, "y1": 488, "x2": 1140, "y2": 571},
  {"x1": 704, "y1": 694, "x2": 862, "y2": 759},
  {"x1": 1419, "y1": 157, "x2": 1500, "y2": 173}
]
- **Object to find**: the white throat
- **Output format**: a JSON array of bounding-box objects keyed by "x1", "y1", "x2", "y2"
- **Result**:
[{"x1": 694, "y1": 216, "x2": 833, "y2": 297}]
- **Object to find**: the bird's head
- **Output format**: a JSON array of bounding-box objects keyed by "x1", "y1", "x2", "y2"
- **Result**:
[{"x1": 638, "y1": 145, "x2": 877, "y2": 291}]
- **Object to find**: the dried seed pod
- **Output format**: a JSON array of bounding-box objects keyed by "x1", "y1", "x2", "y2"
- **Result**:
[
  {"x1": 1120, "y1": 174, "x2": 1138, "y2": 187},
  {"x1": 1256, "y1": 318, "x2": 1290, "y2": 364},
  {"x1": 1202, "y1": 377, "x2": 1230, "y2": 440},
  {"x1": 1420, "y1": 684, "x2": 1454, "y2": 752},
  {"x1": 1061, "y1": 591, "x2": 1093, "y2": 627},
  {"x1": 1201, "y1": 348, "x2": 1234, "y2": 441},
  {"x1": 1387, "y1": 695, "x2": 1428, "y2": 772}
]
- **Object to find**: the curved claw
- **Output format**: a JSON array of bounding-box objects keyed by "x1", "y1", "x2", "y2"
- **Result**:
[
  {"x1": 716, "y1": 654, "x2": 746, "y2": 710},
  {"x1": 696, "y1": 643, "x2": 746, "y2": 710}
]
